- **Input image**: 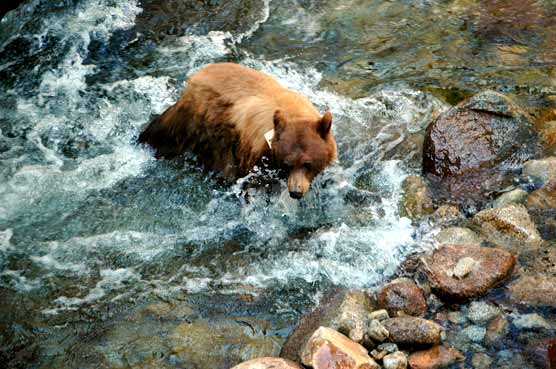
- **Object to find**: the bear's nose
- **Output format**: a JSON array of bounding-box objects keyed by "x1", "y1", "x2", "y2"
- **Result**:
[{"x1": 289, "y1": 191, "x2": 304, "y2": 199}]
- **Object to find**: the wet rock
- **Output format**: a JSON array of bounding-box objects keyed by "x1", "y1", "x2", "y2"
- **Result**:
[
  {"x1": 508, "y1": 275, "x2": 556, "y2": 307},
  {"x1": 401, "y1": 176, "x2": 434, "y2": 220},
  {"x1": 368, "y1": 319, "x2": 390, "y2": 342},
  {"x1": 281, "y1": 289, "x2": 374, "y2": 361},
  {"x1": 170, "y1": 318, "x2": 282, "y2": 369},
  {"x1": 447, "y1": 311, "x2": 467, "y2": 325},
  {"x1": 368, "y1": 309, "x2": 390, "y2": 321},
  {"x1": 383, "y1": 351, "x2": 408, "y2": 369},
  {"x1": 407, "y1": 345, "x2": 463, "y2": 369},
  {"x1": 461, "y1": 325, "x2": 486, "y2": 343},
  {"x1": 471, "y1": 353, "x2": 493, "y2": 369},
  {"x1": 485, "y1": 315, "x2": 509, "y2": 347},
  {"x1": 526, "y1": 338, "x2": 556, "y2": 369},
  {"x1": 512, "y1": 313, "x2": 553, "y2": 330},
  {"x1": 377, "y1": 278, "x2": 428, "y2": 317},
  {"x1": 423, "y1": 90, "x2": 537, "y2": 204},
  {"x1": 466, "y1": 301, "x2": 501, "y2": 324},
  {"x1": 494, "y1": 189, "x2": 529, "y2": 208},
  {"x1": 381, "y1": 317, "x2": 442, "y2": 346},
  {"x1": 434, "y1": 227, "x2": 482, "y2": 246},
  {"x1": 431, "y1": 205, "x2": 465, "y2": 226},
  {"x1": 473, "y1": 204, "x2": 542, "y2": 249},
  {"x1": 301, "y1": 327, "x2": 380, "y2": 369},
  {"x1": 425, "y1": 244, "x2": 516, "y2": 299},
  {"x1": 231, "y1": 358, "x2": 303, "y2": 369},
  {"x1": 527, "y1": 182, "x2": 556, "y2": 210},
  {"x1": 451, "y1": 257, "x2": 476, "y2": 279},
  {"x1": 377, "y1": 342, "x2": 399, "y2": 353},
  {"x1": 522, "y1": 157, "x2": 556, "y2": 185}
]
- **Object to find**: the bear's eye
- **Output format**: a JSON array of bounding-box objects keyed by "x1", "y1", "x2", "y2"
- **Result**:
[{"x1": 303, "y1": 162, "x2": 312, "y2": 171}]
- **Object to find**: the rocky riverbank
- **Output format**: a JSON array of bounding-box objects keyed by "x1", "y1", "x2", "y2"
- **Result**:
[{"x1": 229, "y1": 91, "x2": 556, "y2": 369}]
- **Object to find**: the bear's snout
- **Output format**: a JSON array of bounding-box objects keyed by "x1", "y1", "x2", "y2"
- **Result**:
[{"x1": 287, "y1": 169, "x2": 311, "y2": 199}]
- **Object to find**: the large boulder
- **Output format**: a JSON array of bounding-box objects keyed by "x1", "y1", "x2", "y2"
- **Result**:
[
  {"x1": 423, "y1": 91, "x2": 537, "y2": 205},
  {"x1": 424, "y1": 244, "x2": 516, "y2": 299}
]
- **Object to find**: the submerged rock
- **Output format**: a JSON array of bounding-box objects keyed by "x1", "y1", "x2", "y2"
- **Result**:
[
  {"x1": 508, "y1": 275, "x2": 556, "y2": 307},
  {"x1": 425, "y1": 244, "x2": 516, "y2": 299},
  {"x1": 280, "y1": 289, "x2": 374, "y2": 361},
  {"x1": 473, "y1": 204, "x2": 542, "y2": 250},
  {"x1": 431, "y1": 205, "x2": 465, "y2": 226},
  {"x1": 377, "y1": 278, "x2": 428, "y2": 317},
  {"x1": 434, "y1": 227, "x2": 482, "y2": 246},
  {"x1": 526, "y1": 338, "x2": 556, "y2": 369},
  {"x1": 231, "y1": 358, "x2": 303, "y2": 369},
  {"x1": 383, "y1": 351, "x2": 408, "y2": 369},
  {"x1": 485, "y1": 315, "x2": 509, "y2": 347},
  {"x1": 381, "y1": 317, "x2": 442, "y2": 346},
  {"x1": 466, "y1": 301, "x2": 501, "y2": 324},
  {"x1": 423, "y1": 90, "x2": 537, "y2": 205},
  {"x1": 522, "y1": 157, "x2": 556, "y2": 185},
  {"x1": 471, "y1": 353, "x2": 494, "y2": 369},
  {"x1": 512, "y1": 313, "x2": 553, "y2": 330},
  {"x1": 301, "y1": 327, "x2": 380, "y2": 369},
  {"x1": 526, "y1": 182, "x2": 556, "y2": 210},
  {"x1": 401, "y1": 176, "x2": 434, "y2": 220},
  {"x1": 407, "y1": 345, "x2": 463, "y2": 369},
  {"x1": 494, "y1": 189, "x2": 529, "y2": 208}
]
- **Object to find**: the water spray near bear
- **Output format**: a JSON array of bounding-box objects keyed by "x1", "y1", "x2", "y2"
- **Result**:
[{"x1": 138, "y1": 63, "x2": 337, "y2": 199}]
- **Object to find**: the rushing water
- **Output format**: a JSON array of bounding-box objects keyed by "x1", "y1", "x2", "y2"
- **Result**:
[{"x1": 1, "y1": 1, "x2": 555, "y2": 368}]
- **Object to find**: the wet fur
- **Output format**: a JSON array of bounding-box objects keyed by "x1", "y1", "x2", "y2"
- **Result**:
[{"x1": 138, "y1": 63, "x2": 337, "y2": 186}]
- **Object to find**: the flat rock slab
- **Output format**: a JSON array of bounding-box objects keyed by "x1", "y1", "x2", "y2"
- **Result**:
[
  {"x1": 301, "y1": 327, "x2": 380, "y2": 369},
  {"x1": 231, "y1": 358, "x2": 303, "y2": 369},
  {"x1": 381, "y1": 317, "x2": 442, "y2": 346},
  {"x1": 425, "y1": 244, "x2": 516, "y2": 299},
  {"x1": 473, "y1": 204, "x2": 542, "y2": 249},
  {"x1": 408, "y1": 345, "x2": 464, "y2": 369}
]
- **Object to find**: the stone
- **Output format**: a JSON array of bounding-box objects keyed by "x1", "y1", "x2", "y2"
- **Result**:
[
  {"x1": 434, "y1": 227, "x2": 482, "y2": 246},
  {"x1": 461, "y1": 325, "x2": 486, "y2": 343},
  {"x1": 526, "y1": 182, "x2": 556, "y2": 210},
  {"x1": 473, "y1": 204, "x2": 542, "y2": 249},
  {"x1": 451, "y1": 257, "x2": 476, "y2": 279},
  {"x1": 377, "y1": 278, "x2": 428, "y2": 316},
  {"x1": 381, "y1": 317, "x2": 442, "y2": 346},
  {"x1": 471, "y1": 353, "x2": 493, "y2": 369},
  {"x1": 377, "y1": 343, "x2": 399, "y2": 353},
  {"x1": 485, "y1": 315, "x2": 509, "y2": 347},
  {"x1": 431, "y1": 205, "x2": 465, "y2": 226},
  {"x1": 401, "y1": 176, "x2": 434, "y2": 220},
  {"x1": 370, "y1": 350, "x2": 387, "y2": 361},
  {"x1": 525, "y1": 338, "x2": 556, "y2": 369},
  {"x1": 494, "y1": 189, "x2": 528, "y2": 208},
  {"x1": 522, "y1": 157, "x2": 556, "y2": 185},
  {"x1": 368, "y1": 309, "x2": 390, "y2": 321},
  {"x1": 170, "y1": 318, "x2": 283, "y2": 369},
  {"x1": 281, "y1": 289, "x2": 374, "y2": 361},
  {"x1": 368, "y1": 319, "x2": 389, "y2": 342},
  {"x1": 512, "y1": 313, "x2": 553, "y2": 330},
  {"x1": 425, "y1": 244, "x2": 516, "y2": 299},
  {"x1": 231, "y1": 358, "x2": 303, "y2": 369},
  {"x1": 408, "y1": 346, "x2": 464, "y2": 369},
  {"x1": 383, "y1": 351, "x2": 408, "y2": 369},
  {"x1": 301, "y1": 327, "x2": 380, "y2": 369},
  {"x1": 466, "y1": 301, "x2": 501, "y2": 324},
  {"x1": 423, "y1": 90, "x2": 537, "y2": 204},
  {"x1": 508, "y1": 275, "x2": 556, "y2": 307}
]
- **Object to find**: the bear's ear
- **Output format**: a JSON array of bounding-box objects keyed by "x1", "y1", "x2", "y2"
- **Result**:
[
  {"x1": 318, "y1": 111, "x2": 332, "y2": 138},
  {"x1": 273, "y1": 110, "x2": 286, "y2": 134}
]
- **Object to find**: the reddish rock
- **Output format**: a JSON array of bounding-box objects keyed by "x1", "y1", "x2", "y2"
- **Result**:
[
  {"x1": 425, "y1": 244, "x2": 516, "y2": 299},
  {"x1": 408, "y1": 346, "x2": 464, "y2": 369},
  {"x1": 231, "y1": 358, "x2": 303, "y2": 369},
  {"x1": 526, "y1": 338, "x2": 556, "y2": 369},
  {"x1": 381, "y1": 317, "x2": 442, "y2": 346},
  {"x1": 301, "y1": 327, "x2": 380, "y2": 369},
  {"x1": 508, "y1": 275, "x2": 556, "y2": 307},
  {"x1": 485, "y1": 315, "x2": 509, "y2": 347},
  {"x1": 377, "y1": 278, "x2": 428, "y2": 317}
]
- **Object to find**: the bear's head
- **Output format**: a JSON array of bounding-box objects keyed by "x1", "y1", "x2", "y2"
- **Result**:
[{"x1": 272, "y1": 110, "x2": 337, "y2": 199}]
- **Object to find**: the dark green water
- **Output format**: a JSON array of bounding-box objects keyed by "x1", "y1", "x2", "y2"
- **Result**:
[{"x1": 0, "y1": 1, "x2": 555, "y2": 368}]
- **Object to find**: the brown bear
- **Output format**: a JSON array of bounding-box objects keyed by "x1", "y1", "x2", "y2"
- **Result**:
[{"x1": 138, "y1": 63, "x2": 337, "y2": 199}]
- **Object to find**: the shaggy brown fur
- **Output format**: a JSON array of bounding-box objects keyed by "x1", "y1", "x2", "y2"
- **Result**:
[{"x1": 138, "y1": 63, "x2": 337, "y2": 198}]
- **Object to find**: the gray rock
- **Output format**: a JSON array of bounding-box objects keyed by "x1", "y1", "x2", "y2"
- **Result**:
[
  {"x1": 522, "y1": 157, "x2": 556, "y2": 184},
  {"x1": 451, "y1": 257, "x2": 477, "y2": 279},
  {"x1": 508, "y1": 275, "x2": 556, "y2": 307},
  {"x1": 368, "y1": 309, "x2": 390, "y2": 321},
  {"x1": 472, "y1": 353, "x2": 494, "y2": 369},
  {"x1": 401, "y1": 176, "x2": 434, "y2": 220},
  {"x1": 512, "y1": 313, "x2": 553, "y2": 330},
  {"x1": 462, "y1": 325, "x2": 486, "y2": 343},
  {"x1": 467, "y1": 301, "x2": 501, "y2": 324},
  {"x1": 377, "y1": 342, "x2": 399, "y2": 353},
  {"x1": 435, "y1": 227, "x2": 483, "y2": 246},
  {"x1": 368, "y1": 319, "x2": 389, "y2": 342},
  {"x1": 485, "y1": 315, "x2": 509, "y2": 347},
  {"x1": 383, "y1": 351, "x2": 408, "y2": 369},
  {"x1": 494, "y1": 189, "x2": 528, "y2": 208}
]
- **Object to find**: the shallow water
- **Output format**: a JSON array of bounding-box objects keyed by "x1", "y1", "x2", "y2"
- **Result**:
[{"x1": 0, "y1": 1, "x2": 554, "y2": 368}]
